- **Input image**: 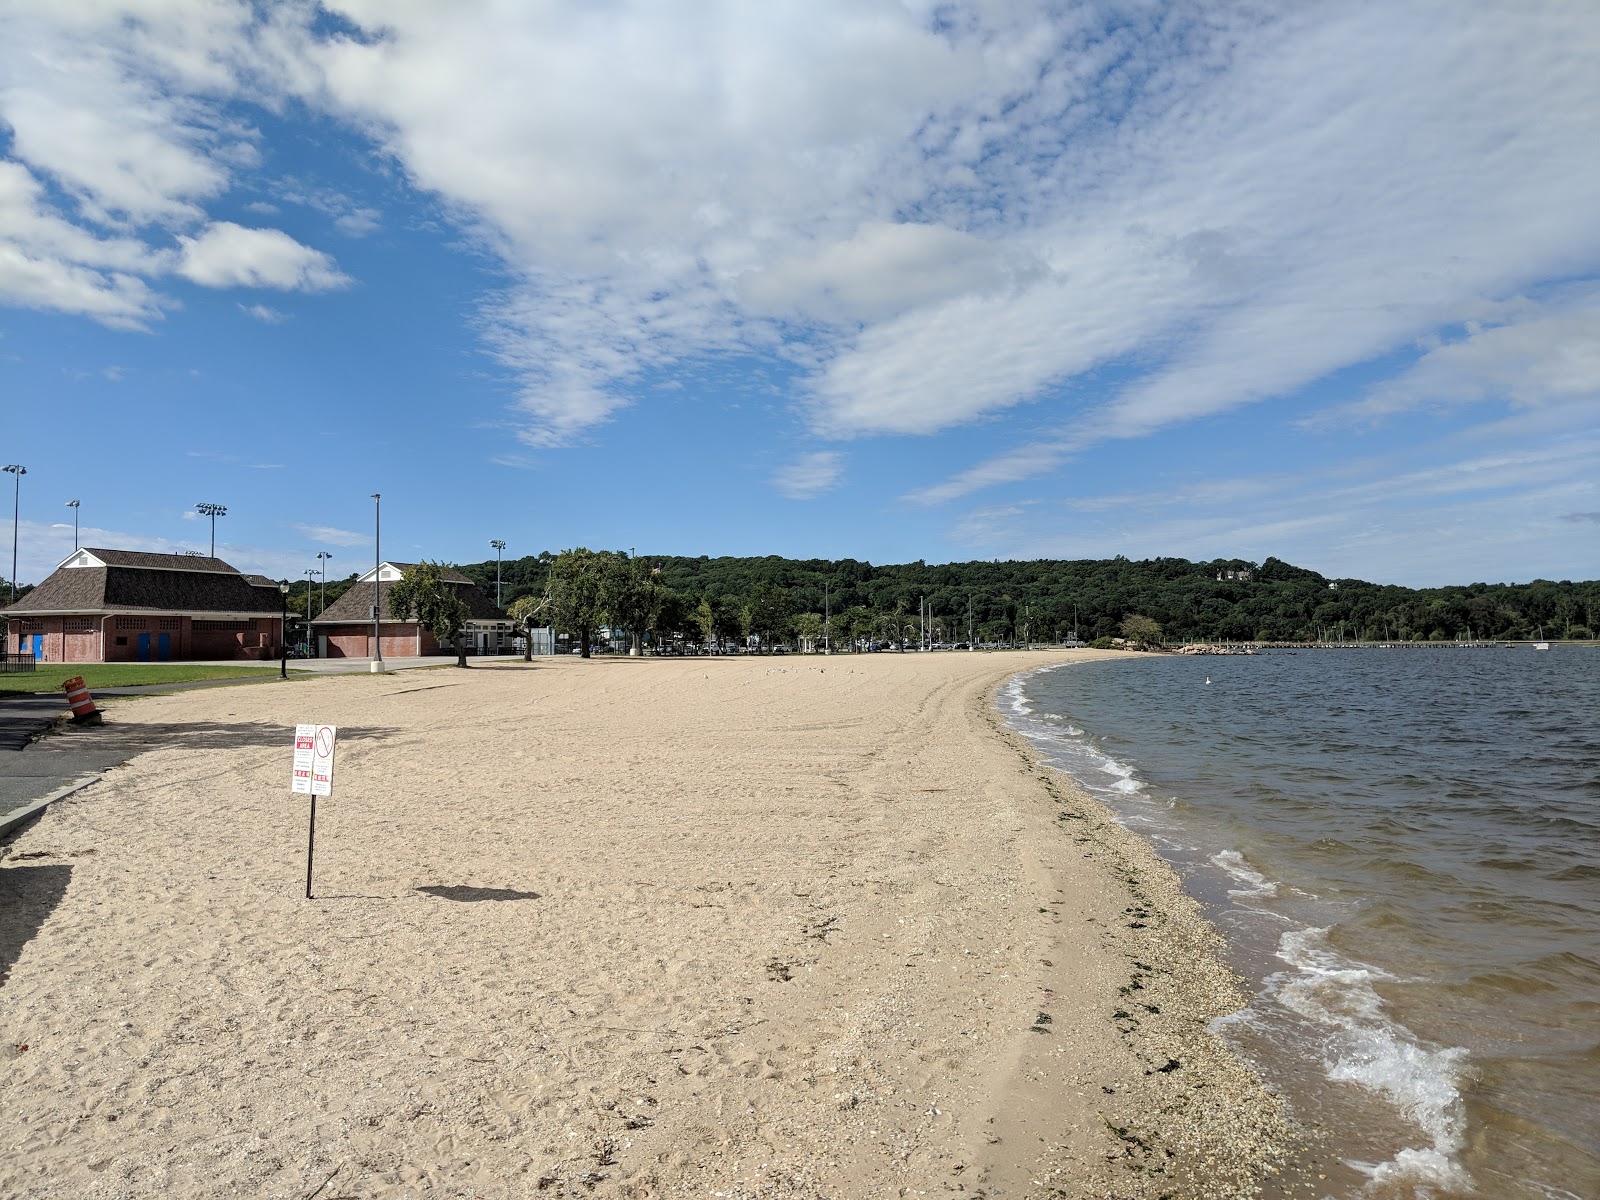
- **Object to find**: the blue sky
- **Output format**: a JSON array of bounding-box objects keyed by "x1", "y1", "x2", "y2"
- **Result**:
[{"x1": 2, "y1": 1, "x2": 1597, "y2": 590}]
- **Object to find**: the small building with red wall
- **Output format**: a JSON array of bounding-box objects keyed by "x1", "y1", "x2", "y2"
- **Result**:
[
  {"x1": 3, "y1": 548, "x2": 286, "y2": 663},
  {"x1": 311, "y1": 562, "x2": 510, "y2": 658}
]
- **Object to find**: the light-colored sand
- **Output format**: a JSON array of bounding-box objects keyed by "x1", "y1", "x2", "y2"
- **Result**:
[{"x1": 0, "y1": 651, "x2": 1296, "y2": 1199}]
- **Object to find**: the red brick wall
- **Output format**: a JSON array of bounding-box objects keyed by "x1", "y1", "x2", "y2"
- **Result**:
[
  {"x1": 318, "y1": 623, "x2": 425, "y2": 658},
  {"x1": 9, "y1": 615, "x2": 283, "y2": 662}
]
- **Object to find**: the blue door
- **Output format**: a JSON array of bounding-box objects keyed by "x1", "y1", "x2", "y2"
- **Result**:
[
  {"x1": 30, "y1": 634, "x2": 43, "y2": 661},
  {"x1": 157, "y1": 632, "x2": 171, "y2": 662},
  {"x1": 137, "y1": 632, "x2": 151, "y2": 661}
]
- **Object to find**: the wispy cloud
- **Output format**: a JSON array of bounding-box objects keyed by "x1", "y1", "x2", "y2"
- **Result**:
[
  {"x1": 292, "y1": 523, "x2": 369, "y2": 548},
  {"x1": 772, "y1": 451, "x2": 843, "y2": 499},
  {"x1": 239, "y1": 302, "x2": 289, "y2": 324}
]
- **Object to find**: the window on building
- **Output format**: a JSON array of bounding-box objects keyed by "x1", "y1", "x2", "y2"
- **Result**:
[
  {"x1": 158, "y1": 617, "x2": 181, "y2": 631},
  {"x1": 115, "y1": 617, "x2": 147, "y2": 630},
  {"x1": 193, "y1": 620, "x2": 252, "y2": 632},
  {"x1": 65, "y1": 617, "x2": 95, "y2": 632}
]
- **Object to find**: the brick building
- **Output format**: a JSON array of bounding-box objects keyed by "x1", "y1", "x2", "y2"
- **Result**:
[
  {"x1": 310, "y1": 562, "x2": 511, "y2": 658},
  {"x1": 3, "y1": 548, "x2": 286, "y2": 663}
]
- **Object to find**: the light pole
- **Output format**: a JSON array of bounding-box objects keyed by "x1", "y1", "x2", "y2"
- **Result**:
[
  {"x1": 491, "y1": 539, "x2": 506, "y2": 607},
  {"x1": 303, "y1": 569, "x2": 317, "y2": 655},
  {"x1": 4, "y1": 464, "x2": 24, "y2": 603},
  {"x1": 371, "y1": 494, "x2": 382, "y2": 664},
  {"x1": 823, "y1": 581, "x2": 830, "y2": 655},
  {"x1": 316, "y1": 551, "x2": 332, "y2": 614},
  {"x1": 66, "y1": 499, "x2": 80, "y2": 550},
  {"x1": 278, "y1": 581, "x2": 289, "y2": 678},
  {"x1": 196, "y1": 502, "x2": 226, "y2": 556}
]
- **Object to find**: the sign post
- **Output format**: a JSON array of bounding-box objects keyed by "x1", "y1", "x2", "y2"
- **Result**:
[{"x1": 291, "y1": 724, "x2": 337, "y2": 899}]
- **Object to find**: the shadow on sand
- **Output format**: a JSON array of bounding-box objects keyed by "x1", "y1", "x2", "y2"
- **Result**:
[
  {"x1": 0, "y1": 863, "x2": 72, "y2": 989},
  {"x1": 416, "y1": 885, "x2": 541, "y2": 903}
]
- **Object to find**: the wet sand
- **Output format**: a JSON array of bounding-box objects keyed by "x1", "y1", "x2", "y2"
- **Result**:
[{"x1": 0, "y1": 650, "x2": 1297, "y2": 1198}]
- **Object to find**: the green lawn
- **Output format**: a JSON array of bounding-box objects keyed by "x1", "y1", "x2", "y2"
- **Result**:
[{"x1": 0, "y1": 663, "x2": 309, "y2": 695}]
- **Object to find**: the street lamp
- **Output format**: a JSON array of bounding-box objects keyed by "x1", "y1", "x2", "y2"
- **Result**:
[
  {"x1": 303, "y1": 569, "x2": 318, "y2": 654},
  {"x1": 316, "y1": 550, "x2": 332, "y2": 614},
  {"x1": 491, "y1": 539, "x2": 506, "y2": 607},
  {"x1": 278, "y1": 581, "x2": 289, "y2": 679},
  {"x1": 196, "y1": 501, "x2": 226, "y2": 556},
  {"x1": 66, "y1": 499, "x2": 80, "y2": 551},
  {"x1": 371, "y1": 494, "x2": 382, "y2": 665},
  {"x1": 3, "y1": 464, "x2": 24, "y2": 603}
]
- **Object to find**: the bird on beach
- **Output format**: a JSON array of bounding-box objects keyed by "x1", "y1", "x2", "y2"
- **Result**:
[{"x1": 1205, "y1": 677, "x2": 1211, "y2": 685}]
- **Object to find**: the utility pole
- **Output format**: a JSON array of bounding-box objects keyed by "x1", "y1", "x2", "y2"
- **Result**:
[
  {"x1": 968, "y1": 594, "x2": 974, "y2": 650},
  {"x1": 824, "y1": 581, "x2": 830, "y2": 655}
]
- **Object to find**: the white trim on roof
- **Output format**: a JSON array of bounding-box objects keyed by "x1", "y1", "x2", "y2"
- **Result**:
[{"x1": 356, "y1": 562, "x2": 407, "y2": 584}]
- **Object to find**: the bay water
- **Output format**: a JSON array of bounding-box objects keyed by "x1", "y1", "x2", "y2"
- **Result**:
[{"x1": 1004, "y1": 647, "x2": 1598, "y2": 1199}]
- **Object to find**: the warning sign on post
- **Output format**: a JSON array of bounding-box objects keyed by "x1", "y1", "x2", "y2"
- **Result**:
[{"x1": 291, "y1": 724, "x2": 337, "y2": 796}]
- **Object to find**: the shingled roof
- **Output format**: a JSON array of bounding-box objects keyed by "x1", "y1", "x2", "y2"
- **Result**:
[
  {"x1": 79, "y1": 548, "x2": 236, "y2": 572},
  {"x1": 3, "y1": 561, "x2": 282, "y2": 616},
  {"x1": 312, "y1": 567, "x2": 504, "y2": 625}
]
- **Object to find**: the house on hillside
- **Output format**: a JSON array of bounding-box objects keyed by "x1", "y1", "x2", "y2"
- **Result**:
[
  {"x1": 310, "y1": 562, "x2": 512, "y2": 658},
  {"x1": 2, "y1": 548, "x2": 286, "y2": 663}
]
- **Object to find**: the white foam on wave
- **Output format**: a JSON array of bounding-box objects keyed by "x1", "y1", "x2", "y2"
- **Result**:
[
  {"x1": 1270, "y1": 928, "x2": 1471, "y2": 1194},
  {"x1": 1211, "y1": 849, "x2": 1281, "y2": 898}
]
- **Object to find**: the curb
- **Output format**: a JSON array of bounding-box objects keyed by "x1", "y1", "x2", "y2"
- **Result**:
[{"x1": 0, "y1": 775, "x2": 103, "y2": 840}]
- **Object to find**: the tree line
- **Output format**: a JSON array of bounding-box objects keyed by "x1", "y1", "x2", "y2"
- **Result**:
[{"x1": 454, "y1": 551, "x2": 1598, "y2": 649}]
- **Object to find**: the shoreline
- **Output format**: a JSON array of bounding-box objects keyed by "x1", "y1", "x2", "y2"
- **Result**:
[{"x1": 1, "y1": 651, "x2": 1300, "y2": 1197}]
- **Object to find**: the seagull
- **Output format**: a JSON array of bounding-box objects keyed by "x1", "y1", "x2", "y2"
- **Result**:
[{"x1": 1205, "y1": 677, "x2": 1211, "y2": 685}]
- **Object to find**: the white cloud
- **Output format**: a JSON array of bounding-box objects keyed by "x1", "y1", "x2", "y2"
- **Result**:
[
  {"x1": 239, "y1": 301, "x2": 289, "y2": 323},
  {"x1": 772, "y1": 451, "x2": 844, "y2": 499},
  {"x1": 291, "y1": 523, "x2": 369, "y2": 548},
  {"x1": 177, "y1": 221, "x2": 348, "y2": 290}
]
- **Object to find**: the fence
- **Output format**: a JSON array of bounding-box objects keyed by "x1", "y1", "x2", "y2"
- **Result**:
[{"x1": 1, "y1": 652, "x2": 37, "y2": 673}]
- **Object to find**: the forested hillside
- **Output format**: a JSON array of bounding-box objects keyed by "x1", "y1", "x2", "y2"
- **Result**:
[{"x1": 455, "y1": 552, "x2": 1597, "y2": 644}]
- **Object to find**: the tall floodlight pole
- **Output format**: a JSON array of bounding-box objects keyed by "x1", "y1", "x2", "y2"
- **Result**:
[
  {"x1": 66, "y1": 499, "x2": 80, "y2": 550},
  {"x1": 316, "y1": 551, "x2": 332, "y2": 613},
  {"x1": 824, "y1": 582, "x2": 830, "y2": 655},
  {"x1": 3, "y1": 465, "x2": 24, "y2": 603},
  {"x1": 491, "y1": 539, "x2": 506, "y2": 607},
  {"x1": 371, "y1": 494, "x2": 382, "y2": 664},
  {"x1": 195, "y1": 502, "x2": 226, "y2": 556}
]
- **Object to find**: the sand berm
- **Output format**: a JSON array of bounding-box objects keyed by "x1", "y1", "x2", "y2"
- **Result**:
[{"x1": 1, "y1": 649, "x2": 1300, "y2": 1198}]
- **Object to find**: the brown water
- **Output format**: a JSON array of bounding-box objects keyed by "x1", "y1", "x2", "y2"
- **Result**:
[{"x1": 1007, "y1": 647, "x2": 1599, "y2": 1199}]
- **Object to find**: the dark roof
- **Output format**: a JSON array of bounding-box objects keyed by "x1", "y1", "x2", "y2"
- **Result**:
[
  {"x1": 242, "y1": 573, "x2": 280, "y2": 588},
  {"x1": 3, "y1": 565, "x2": 281, "y2": 616},
  {"x1": 80, "y1": 548, "x2": 238, "y2": 573},
  {"x1": 312, "y1": 575, "x2": 504, "y2": 626}
]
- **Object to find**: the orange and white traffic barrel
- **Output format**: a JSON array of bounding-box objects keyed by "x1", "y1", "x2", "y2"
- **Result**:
[{"x1": 62, "y1": 676, "x2": 101, "y2": 723}]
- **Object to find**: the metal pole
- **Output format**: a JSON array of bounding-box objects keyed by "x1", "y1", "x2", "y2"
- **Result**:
[
  {"x1": 372, "y1": 494, "x2": 383, "y2": 664},
  {"x1": 824, "y1": 582, "x2": 830, "y2": 655},
  {"x1": 4, "y1": 465, "x2": 23, "y2": 603},
  {"x1": 491, "y1": 539, "x2": 506, "y2": 607},
  {"x1": 306, "y1": 795, "x2": 317, "y2": 900},
  {"x1": 279, "y1": 584, "x2": 289, "y2": 678},
  {"x1": 66, "y1": 500, "x2": 79, "y2": 550}
]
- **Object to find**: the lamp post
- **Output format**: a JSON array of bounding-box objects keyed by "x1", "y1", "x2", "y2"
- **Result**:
[
  {"x1": 316, "y1": 550, "x2": 332, "y2": 614},
  {"x1": 823, "y1": 581, "x2": 830, "y2": 655},
  {"x1": 3, "y1": 464, "x2": 24, "y2": 603},
  {"x1": 66, "y1": 499, "x2": 80, "y2": 551},
  {"x1": 278, "y1": 581, "x2": 289, "y2": 678},
  {"x1": 303, "y1": 569, "x2": 318, "y2": 656},
  {"x1": 195, "y1": 502, "x2": 226, "y2": 556},
  {"x1": 491, "y1": 539, "x2": 506, "y2": 607},
  {"x1": 371, "y1": 494, "x2": 382, "y2": 665}
]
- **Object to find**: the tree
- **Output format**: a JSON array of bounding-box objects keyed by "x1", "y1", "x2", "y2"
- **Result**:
[
  {"x1": 602, "y1": 552, "x2": 653, "y2": 655},
  {"x1": 506, "y1": 592, "x2": 549, "y2": 662},
  {"x1": 792, "y1": 611, "x2": 824, "y2": 652},
  {"x1": 549, "y1": 548, "x2": 608, "y2": 658},
  {"x1": 387, "y1": 560, "x2": 472, "y2": 667},
  {"x1": 744, "y1": 581, "x2": 793, "y2": 652},
  {"x1": 1120, "y1": 613, "x2": 1163, "y2": 649}
]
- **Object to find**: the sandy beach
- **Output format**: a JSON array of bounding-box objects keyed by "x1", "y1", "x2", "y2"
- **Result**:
[{"x1": 1, "y1": 650, "x2": 1297, "y2": 1199}]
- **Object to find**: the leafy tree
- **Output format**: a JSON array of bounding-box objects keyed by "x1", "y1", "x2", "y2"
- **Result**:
[
  {"x1": 792, "y1": 611, "x2": 823, "y2": 651},
  {"x1": 549, "y1": 548, "x2": 608, "y2": 658},
  {"x1": 1120, "y1": 613, "x2": 1163, "y2": 648},
  {"x1": 744, "y1": 581, "x2": 793, "y2": 652},
  {"x1": 506, "y1": 592, "x2": 549, "y2": 662},
  {"x1": 387, "y1": 560, "x2": 472, "y2": 667},
  {"x1": 602, "y1": 552, "x2": 653, "y2": 655}
]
